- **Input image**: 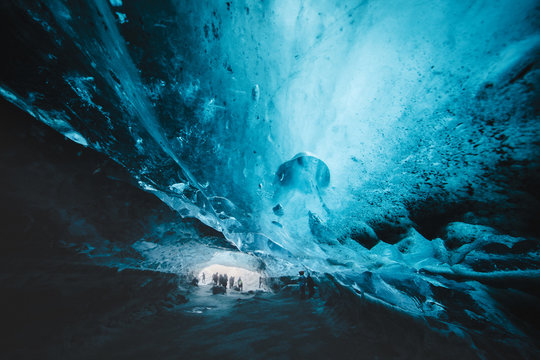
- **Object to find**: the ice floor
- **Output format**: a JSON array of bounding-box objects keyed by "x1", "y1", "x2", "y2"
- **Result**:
[{"x1": 75, "y1": 283, "x2": 483, "y2": 360}]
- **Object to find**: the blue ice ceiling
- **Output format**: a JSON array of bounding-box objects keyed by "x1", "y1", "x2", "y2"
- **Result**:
[{"x1": 1, "y1": 0, "x2": 540, "y2": 349}]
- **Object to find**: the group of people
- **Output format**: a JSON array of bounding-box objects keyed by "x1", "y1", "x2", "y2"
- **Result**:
[
  {"x1": 297, "y1": 271, "x2": 315, "y2": 299},
  {"x1": 198, "y1": 270, "x2": 316, "y2": 299},
  {"x1": 209, "y1": 272, "x2": 243, "y2": 291}
]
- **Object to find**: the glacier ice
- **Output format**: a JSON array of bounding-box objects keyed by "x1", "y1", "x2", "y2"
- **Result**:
[{"x1": 1, "y1": 0, "x2": 539, "y2": 355}]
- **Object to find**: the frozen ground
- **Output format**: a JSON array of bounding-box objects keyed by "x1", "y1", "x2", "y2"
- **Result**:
[
  {"x1": 46, "y1": 278, "x2": 485, "y2": 360},
  {"x1": 0, "y1": 251, "x2": 532, "y2": 360},
  {"x1": 81, "y1": 284, "x2": 351, "y2": 360}
]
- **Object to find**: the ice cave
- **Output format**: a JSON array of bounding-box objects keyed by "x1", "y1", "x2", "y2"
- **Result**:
[{"x1": 1, "y1": 0, "x2": 539, "y2": 359}]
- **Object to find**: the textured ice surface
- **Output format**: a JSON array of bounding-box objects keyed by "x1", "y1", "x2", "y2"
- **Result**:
[{"x1": 1, "y1": 0, "x2": 539, "y2": 353}]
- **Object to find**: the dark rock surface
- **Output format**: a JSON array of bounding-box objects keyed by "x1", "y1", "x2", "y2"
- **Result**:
[
  {"x1": 0, "y1": 98, "x2": 229, "y2": 359},
  {"x1": 0, "y1": 98, "x2": 233, "y2": 256},
  {"x1": 0, "y1": 259, "x2": 187, "y2": 359}
]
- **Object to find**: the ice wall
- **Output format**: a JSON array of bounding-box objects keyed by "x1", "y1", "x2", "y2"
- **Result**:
[{"x1": 2, "y1": 0, "x2": 538, "y2": 256}]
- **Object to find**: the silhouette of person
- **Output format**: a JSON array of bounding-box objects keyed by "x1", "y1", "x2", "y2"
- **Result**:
[
  {"x1": 237, "y1": 277, "x2": 243, "y2": 291},
  {"x1": 307, "y1": 274, "x2": 315, "y2": 298},
  {"x1": 298, "y1": 271, "x2": 306, "y2": 299},
  {"x1": 229, "y1": 276, "x2": 235, "y2": 289}
]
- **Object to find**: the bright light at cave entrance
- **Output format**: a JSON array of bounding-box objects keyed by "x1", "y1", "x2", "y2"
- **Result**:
[{"x1": 198, "y1": 264, "x2": 263, "y2": 291}]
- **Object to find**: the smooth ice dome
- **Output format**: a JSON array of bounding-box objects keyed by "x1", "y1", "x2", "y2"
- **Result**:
[{"x1": 275, "y1": 152, "x2": 330, "y2": 196}]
